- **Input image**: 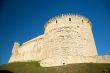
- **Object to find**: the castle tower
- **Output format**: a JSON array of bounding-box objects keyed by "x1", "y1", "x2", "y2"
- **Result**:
[
  {"x1": 40, "y1": 14, "x2": 98, "y2": 66},
  {"x1": 9, "y1": 14, "x2": 104, "y2": 67}
]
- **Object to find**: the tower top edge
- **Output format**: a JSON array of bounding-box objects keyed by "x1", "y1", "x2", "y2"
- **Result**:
[{"x1": 44, "y1": 14, "x2": 92, "y2": 29}]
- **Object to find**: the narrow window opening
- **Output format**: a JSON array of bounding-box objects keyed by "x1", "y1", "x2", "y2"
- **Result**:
[
  {"x1": 82, "y1": 19, "x2": 83, "y2": 22},
  {"x1": 77, "y1": 26, "x2": 79, "y2": 28},
  {"x1": 60, "y1": 35, "x2": 64, "y2": 38},
  {"x1": 63, "y1": 63, "x2": 65, "y2": 65},
  {"x1": 56, "y1": 20, "x2": 57, "y2": 23},
  {"x1": 69, "y1": 18, "x2": 71, "y2": 21}
]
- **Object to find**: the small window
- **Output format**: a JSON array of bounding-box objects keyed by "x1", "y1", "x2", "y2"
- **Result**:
[
  {"x1": 60, "y1": 36, "x2": 64, "y2": 38},
  {"x1": 56, "y1": 20, "x2": 57, "y2": 23},
  {"x1": 69, "y1": 18, "x2": 71, "y2": 21},
  {"x1": 82, "y1": 19, "x2": 83, "y2": 22},
  {"x1": 63, "y1": 63, "x2": 65, "y2": 65},
  {"x1": 77, "y1": 26, "x2": 79, "y2": 28}
]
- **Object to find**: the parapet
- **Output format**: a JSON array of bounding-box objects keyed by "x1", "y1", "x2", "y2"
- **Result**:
[
  {"x1": 44, "y1": 14, "x2": 92, "y2": 33},
  {"x1": 23, "y1": 35, "x2": 44, "y2": 45}
]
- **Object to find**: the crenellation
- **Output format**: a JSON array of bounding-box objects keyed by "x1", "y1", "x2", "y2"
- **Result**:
[{"x1": 44, "y1": 14, "x2": 92, "y2": 33}]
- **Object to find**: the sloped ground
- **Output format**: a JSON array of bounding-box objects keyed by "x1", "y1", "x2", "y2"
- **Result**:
[{"x1": 0, "y1": 61, "x2": 110, "y2": 73}]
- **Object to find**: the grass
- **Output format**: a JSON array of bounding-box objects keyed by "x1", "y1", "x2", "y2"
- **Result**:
[{"x1": 0, "y1": 62, "x2": 110, "y2": 73}]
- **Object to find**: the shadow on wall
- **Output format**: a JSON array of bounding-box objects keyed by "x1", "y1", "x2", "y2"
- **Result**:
[{"x1": 0, "y1": 70, "x2": 13, "y2": 73}]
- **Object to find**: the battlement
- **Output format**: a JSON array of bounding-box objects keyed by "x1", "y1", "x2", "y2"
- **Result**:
[
  {"x1": 44, "y1": 14, "x2": 92, "y2": 33},
  {"x1": 23, "y1": 35, "x2": 44, "y2": 45}
]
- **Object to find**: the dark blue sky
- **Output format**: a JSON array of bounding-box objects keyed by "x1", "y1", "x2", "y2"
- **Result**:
[{"x1": 0, "y1": 0, "x2": 110, "y2": 65}]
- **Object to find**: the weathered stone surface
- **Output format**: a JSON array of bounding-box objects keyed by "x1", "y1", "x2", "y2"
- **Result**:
[
  {"x1": 96, "y1": 55, "x2": 110, "y2": 63},
  {"x1": 8, "y1": 14, "x2": 110, "y2": 67}
]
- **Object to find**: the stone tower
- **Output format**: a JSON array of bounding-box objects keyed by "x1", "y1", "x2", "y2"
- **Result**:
[
  {"x1": 40, "y1": 14, "x2": 98, "y2": 66},
  {"x1": 9, "y1": 14, "x2": 110, "y2": 67}
]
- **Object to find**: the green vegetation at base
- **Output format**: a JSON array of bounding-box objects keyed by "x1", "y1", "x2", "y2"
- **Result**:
[{"x1": 0, "y1": 62, "x2": 110, "y2": 73}]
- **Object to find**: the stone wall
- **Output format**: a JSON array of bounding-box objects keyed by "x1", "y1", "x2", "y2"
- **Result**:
[
  {"x1": 96, "y1": 55, "x2": 110, "y2": 63},
  {"x1": 8, "y1": 14, "x2": 110, "y2": 67},
  {"x1": 9, "y1": 35, "x2": 44, "y2": 63},
  {"x1": 39, "y1": 15, "x2": 98, "y2": 67}
]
